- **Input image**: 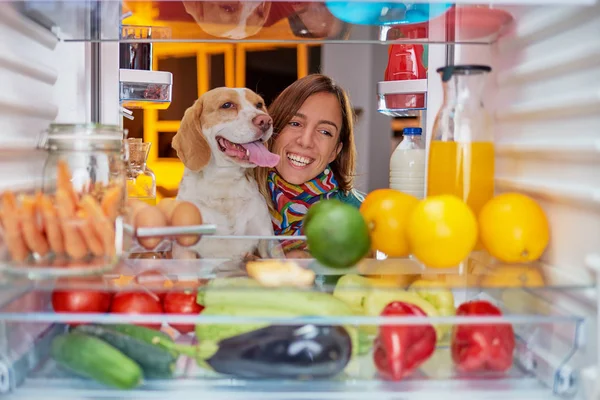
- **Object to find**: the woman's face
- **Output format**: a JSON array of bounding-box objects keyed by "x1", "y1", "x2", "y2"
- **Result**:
[{"x1": 272, "y1": 92, "x2": 343, "y2": 185}]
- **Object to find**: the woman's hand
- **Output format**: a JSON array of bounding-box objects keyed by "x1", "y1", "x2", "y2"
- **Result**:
[{"x1": 243, "y1": 252, "x2": 261, "y2": 262}]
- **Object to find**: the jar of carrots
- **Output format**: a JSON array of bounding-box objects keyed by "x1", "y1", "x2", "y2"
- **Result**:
[{"x1": 0, "y1": 124, "x2": 127, "y2": 277}]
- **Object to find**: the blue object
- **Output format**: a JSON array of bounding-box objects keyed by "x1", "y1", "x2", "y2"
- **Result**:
[
  {"x1": 403, "y1": 127, "x2": 423, "y2": 136},
  {"x1": 325, "y1": 2, "x2": 453, "y2": 26}
]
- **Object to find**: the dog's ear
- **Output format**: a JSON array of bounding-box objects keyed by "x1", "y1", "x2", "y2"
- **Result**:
[{"x1": 172, "y1": 97, "x2": 211, "y2": 172}]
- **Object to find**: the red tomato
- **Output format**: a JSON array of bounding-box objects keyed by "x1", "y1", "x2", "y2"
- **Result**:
[
  {"x1": 52, "y1": 290, "x2": 113, "y2": 326},
  {"x1": 163, "y1": 291, "x2": 204, "y2": 334},
  {"x1": 110, "y1": 292, "x2": 163, "y2": 330},
  {"x1": 134, "y1": 269, "x2": 173, "y2": 302}
]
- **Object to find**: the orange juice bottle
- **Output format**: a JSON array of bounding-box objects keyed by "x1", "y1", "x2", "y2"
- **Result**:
[{"x1": 427, "y1": 65, "x2": 494, "y2": 220}]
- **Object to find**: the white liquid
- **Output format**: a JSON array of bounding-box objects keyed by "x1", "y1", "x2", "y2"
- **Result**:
[{"x1": 389, "y1": 148, "x2": 426, "y2": 199}]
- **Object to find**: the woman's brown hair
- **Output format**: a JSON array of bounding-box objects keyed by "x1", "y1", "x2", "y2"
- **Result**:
[{"x1": 255, "y1": 74, "x2": 357, "y2": 208}]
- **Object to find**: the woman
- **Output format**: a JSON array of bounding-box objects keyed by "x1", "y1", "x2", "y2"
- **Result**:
[{"x1": 255, "y1": 74, "x2": 364, "y2": 253}]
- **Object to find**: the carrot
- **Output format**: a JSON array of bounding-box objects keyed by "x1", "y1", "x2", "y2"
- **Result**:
[
  {"x1": 20, "y1": 195, "x2": 50, "y2": 256},
  {"x1": 34, "y1": 192, "x2": 46, "y2": 233},
  {"x1": 75, "y1": 209, "x2": 104, "y2": 257},
  {"x1": 56, "y1": 160, "x2": 79, "y2": 206},
  {"x1": 80, "y1": 195, "x2": 116, "y2": 257},
  {"x1": 56, "y1": 189, "x2": 88, "y2": 260},
  {"x1": 101, "y1": 186, "x2": 123, "y2": 221},
  {"x1": 0, "y1": 191, "x2": 29, "y2": 262},
  {"x1": 38, "y1": 194, "x2": 65, "y2": 255}
]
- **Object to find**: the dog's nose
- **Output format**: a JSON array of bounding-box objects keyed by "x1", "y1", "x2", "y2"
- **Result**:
[{"x1": 253, "y1": 114, "x2": 272, "y2": 132}]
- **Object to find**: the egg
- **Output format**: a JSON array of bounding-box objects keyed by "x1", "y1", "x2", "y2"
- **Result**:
[
  {"x1": 170, "y1": 201, "x2": 203, "y2": 247},
  {"x1": 157, "y1": 198, "x2": 179, "y2": 222},
  {"x1": 126, "y1": 198, "x2": 148, "y2": 225},
  {"x1": 134, "y1": 204, "x2": 168, "y2": 250}
]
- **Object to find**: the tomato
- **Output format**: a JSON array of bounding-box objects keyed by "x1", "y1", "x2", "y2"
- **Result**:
[
  {"x1": 163, "y1": 290, "x2": 204, "y2": 334},
  {"x1": 134, "y1": 269, "x2": 174, "y2": 302},
  {"x1": 110, "y1": 292, "x2": 163, "y2": 330},
  {"x1": 52, "y1": 290, "x2": 113, "y2": 326}
]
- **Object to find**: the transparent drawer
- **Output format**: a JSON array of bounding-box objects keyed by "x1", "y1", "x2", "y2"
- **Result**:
[
  {"x1": 377, "y1": 80, "x2": 427, "y2": 117},
  {"x1": 119, "y1": 70, "x2": 173, "y2": 110},
  {"x1": 0, "y1": 253, "x2": 590, "y2": 399}
]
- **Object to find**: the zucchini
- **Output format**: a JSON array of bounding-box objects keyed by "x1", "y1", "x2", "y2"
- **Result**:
[
  {"x1": 73, "y1": 324, "x2": 177, "y2": 379},
  {"x1": 197, "y1": 305, "x2": 301, "y2": 342},
  {"x1": 51, "y1": 333, "x2": 142, "y2": 390},
  {"x1": 201, "y1": 278, "x2": 356, "y2": 316}
]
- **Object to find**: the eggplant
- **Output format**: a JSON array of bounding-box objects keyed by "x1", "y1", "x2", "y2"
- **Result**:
[{"x1": 205, "y1": 324, "x2": 352, "y2": 379}]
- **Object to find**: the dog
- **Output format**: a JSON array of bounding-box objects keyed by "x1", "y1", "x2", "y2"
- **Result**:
[
  {"x1": 171, "y1": 87, "x2": 281, "y2": 261},
  {"x1": 183, "y1": 1, "x2": 271, "y2": 39}
]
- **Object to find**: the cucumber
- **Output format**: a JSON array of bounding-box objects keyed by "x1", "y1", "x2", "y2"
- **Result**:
[
  {"x1": 202, "y1": 278, "x2": 355, "y2": 316},
  {"x1": 73, "y1": 324, "x2": 177, "y2": 379},
  {"x1": 100, "y1": 324, "x2": 178, "y2": 358},
  {"x1": 51, "y1": 333, "x2": 143, "y2": 390}
]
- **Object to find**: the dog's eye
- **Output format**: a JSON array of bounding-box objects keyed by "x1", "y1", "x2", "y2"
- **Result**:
[
  {"x1": 221, "y1": 102, "x2": 234, "y2": 109},
  {"x1": 256, "y1": 102, "x2": 263, "y2": 109}
]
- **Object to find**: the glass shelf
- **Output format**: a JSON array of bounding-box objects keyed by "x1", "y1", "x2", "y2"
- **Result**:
[
  {"x1": 0, "y1": 243, "x2": 594, "y2": 293},
  {"x1": 12, "y1": 1, "x2": 528, "y2": 44}
]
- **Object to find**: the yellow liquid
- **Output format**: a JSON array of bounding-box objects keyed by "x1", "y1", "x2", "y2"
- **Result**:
[
  {"x1": 127, "y1": 175, "x2": 156, "y2": 206},
  {"x1": 129, "y1": 196, "x2": 156, "y2": 206},
  {"x1": 427, "y1": 141, "x2": 495, "y2": 218}
]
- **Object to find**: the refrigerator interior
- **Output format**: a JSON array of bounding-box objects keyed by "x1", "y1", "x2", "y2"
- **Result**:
[{"x1": 0, "y1": 0, "x2": 599, "y2": 399}]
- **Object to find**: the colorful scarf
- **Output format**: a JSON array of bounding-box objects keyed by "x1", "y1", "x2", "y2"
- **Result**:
[{"x1": 268, "y1": 169, "x2": 339, "y2": 237}]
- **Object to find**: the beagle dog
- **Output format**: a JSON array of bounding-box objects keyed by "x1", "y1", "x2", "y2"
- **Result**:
[
  {"x1": 183, "y1": 1, "x2": 271, "y2": 39},
  {"x1": 171, "y1": 87, "x2": 281, "y2": 260}
]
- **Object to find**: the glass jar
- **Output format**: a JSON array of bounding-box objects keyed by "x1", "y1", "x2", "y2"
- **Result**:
[
  {"x1": 119, "y1": 25, "x2": 171, "y2": 70},
  {"x1": 427, "y1": 65, "x2": 494, "y2": 219},
  {"x1": 0, "y1": 124, "x2": 127, "y2": 278},
  {"x1": 126, "y1": 138, "x2": 156, "y2": 206}
]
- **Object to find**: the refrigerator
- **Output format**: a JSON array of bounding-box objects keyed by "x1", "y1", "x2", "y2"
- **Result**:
[{"x1": 0, "y1": 0, "x2": 598, "y2": 399}]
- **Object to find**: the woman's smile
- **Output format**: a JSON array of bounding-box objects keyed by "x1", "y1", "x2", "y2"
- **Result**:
[{"x1": 286, "y1": 152, "x2": 315, "y2": 169}]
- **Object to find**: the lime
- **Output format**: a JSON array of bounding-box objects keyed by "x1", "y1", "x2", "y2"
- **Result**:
[
  {"x1": 302, "y1": 199, "x2": 344, "y2": 234},
  {"x1": 304, "y1": 199, "x2": 371, "y2": 269}
]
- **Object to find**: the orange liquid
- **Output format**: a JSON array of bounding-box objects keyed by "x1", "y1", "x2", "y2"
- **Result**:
[{"x1": 427, "y1": 141, "x2": 495, "y2": 218}]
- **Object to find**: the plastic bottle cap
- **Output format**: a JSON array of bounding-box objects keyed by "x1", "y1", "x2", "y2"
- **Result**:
[{"x1": 403, "y1": 127, "x2": 422, "y2": 136}]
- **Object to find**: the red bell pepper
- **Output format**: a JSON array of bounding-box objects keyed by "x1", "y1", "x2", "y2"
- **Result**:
[
  {"x1": 373, "y1": 301, "x2": 437, "y2": 381},
  {"x1": 451, "y1": 300, "x2": 515, "y2": 373}
]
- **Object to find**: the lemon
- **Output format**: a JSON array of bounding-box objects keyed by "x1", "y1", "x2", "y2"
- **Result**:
[
  {"x1": 478, "y1": 193, "x2": 550, "y2": 263},
  {"x1": 359, "y1": 189, "x2": 420, "y2": 257},
  {"x1": 479, "y1": 264, "x2": 545, "y2": 288},
  {"x1": 407, "y1": 195, "x2": 478, "y2": 268}
]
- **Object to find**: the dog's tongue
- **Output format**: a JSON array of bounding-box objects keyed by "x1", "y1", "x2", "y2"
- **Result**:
[{"x1": 245, "y1": 141, "x2": 280, "y2": 167}]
